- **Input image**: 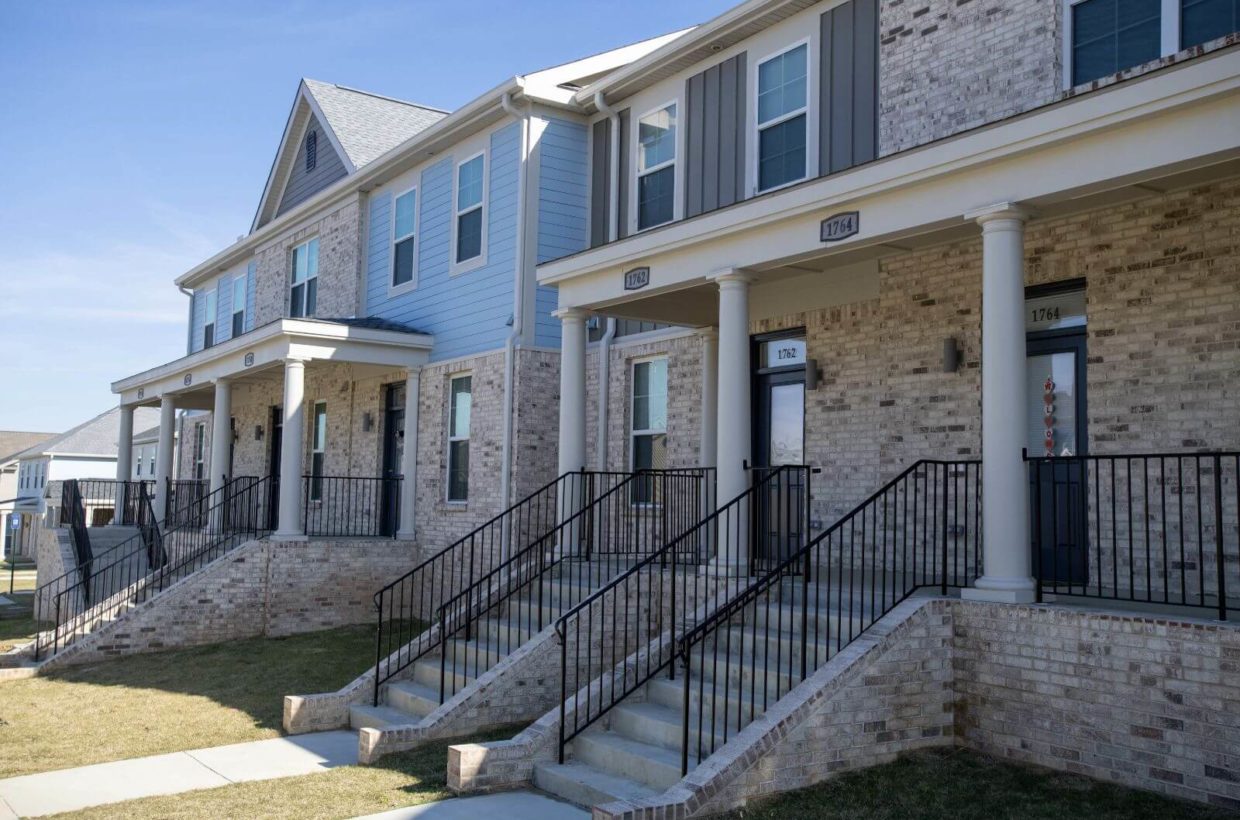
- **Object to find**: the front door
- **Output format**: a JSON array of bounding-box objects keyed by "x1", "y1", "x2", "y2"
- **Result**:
[
  {"x1": 380, "y1": 383, "x2": 406, "y2": 537},
  {"x1": 268, "y1": 406, "x2": 283, "y2": 530},
  {"x1": 1025, "y1": 284, "x2": 1089, "y2": 586},
  {"x1": 751, "y1": 332, "x2": 809, "y2": 573}
]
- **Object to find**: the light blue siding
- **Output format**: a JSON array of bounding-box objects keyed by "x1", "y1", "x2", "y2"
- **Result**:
[
  {"x1": 216, "y1": 277, "x2": 233, "y2": 343},
  {"x1": 189, "y1": 289, "x2": 207, "y2": 353},
  {"x1": 535, "y1": 118, "x2": 589, "y2": 349},
  {"x1": 245, "y1": 261, "x2": 257, "y2": 332},
  {"x1": 366, "y1": 123, "x2": 521, "y2": 362}
]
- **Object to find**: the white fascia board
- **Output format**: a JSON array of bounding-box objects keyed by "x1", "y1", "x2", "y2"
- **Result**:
[
  {"x1": 178, "y1": 77, "x2": 527, "y2": 290},
  {"x1": 542, "y1": 48, "x2": 1240, "y2": 288}
]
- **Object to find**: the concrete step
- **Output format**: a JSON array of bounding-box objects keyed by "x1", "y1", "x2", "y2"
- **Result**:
[
  {"x1": 608, "y1": 701, "x2": 737, "y2": 751},
  {"x1": 645, "y1": 675, "x2": 773, "y2": 726},
  {"x1": 572, "y1": 729, "x2": 685, "y2": 791},
  {"x1": 411, "y1": 656, "x2": 474, "y2": 693},
  {"x1": 384, "y1": 679, "x2": 441, "y2": 719},
  {"x1": 349, "y1": 703, "x2": 416, "y2": 731},
  {"x1": 503, "y1": 599, "x2": 564, "y2": 628},
  {"x1": 474, "y1": 616, "x2": 540, "y2": 647},
  {"x1": 533, "y1": 760, "x2": 660, "y2": 808},
  {"x1": 87, "y1": 527, "x2": 141, "y2": 549},
  {"x1": 441, "y1": 638, "x2": 508, "y2": 672},
  {"x1": 701, "y1": 625, "x2": 838, "y2": 666}
]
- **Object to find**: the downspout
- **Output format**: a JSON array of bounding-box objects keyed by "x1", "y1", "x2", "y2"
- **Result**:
[
  {"x1": 500, "y1": 88, "x2": 530, "y2": 561},
  {"x1": 595, "y1": 318, "x2": 616, "y2": 470},
  {"x1": 593, "y1": 91, "x2": 621, "y2": 242}
]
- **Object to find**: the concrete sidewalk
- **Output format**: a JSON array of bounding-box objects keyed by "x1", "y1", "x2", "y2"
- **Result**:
[
  {"x1": 0, "y1": 730, "x2": 357, "y2": 818},
  {"x1": 353, "y1": 791, "x2": 588, "y2": 820}
]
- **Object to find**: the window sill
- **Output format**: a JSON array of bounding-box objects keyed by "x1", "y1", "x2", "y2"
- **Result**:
[
  {"x1": 388, "y1": 279, "x2": 418, "y2": 299},
  {"x1": 449, "y1": 254, "x2": 487, "y2": 277}
]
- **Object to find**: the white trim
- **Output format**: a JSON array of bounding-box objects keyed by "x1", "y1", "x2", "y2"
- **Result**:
[
  {"x1": 632, "y1": 98, "x2": 682, "y2": 233},
  {"x1": 389, "y1": 184, "x2": 420, "y2": 297},
  {"x1": 203, "y1": 285, "x2": 218, "y2": 350},
  {"x1": 751, "y1": 37, "x2": 816, "y2": 196},
  {"x1": 450, "y1": 149, "x2": 489, "y2": 276},
  {"x1": 1062, "y1": 0, "x2": 1187, "y2": 91},
  {"x1": 446, "y1": 371, "x2": 473, "y2": 503}
]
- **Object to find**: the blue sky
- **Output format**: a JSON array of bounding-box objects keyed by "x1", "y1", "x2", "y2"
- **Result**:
[{"x1": 0, "y1": 0, "x2": 726, "y2": 433}]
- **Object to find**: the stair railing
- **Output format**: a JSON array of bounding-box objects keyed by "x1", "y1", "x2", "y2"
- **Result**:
[
  {"x1": 434, "y1": 468, "x2": 714, "y2": 704},
  {"x1": 59, "y1": 480, "x2": 93, "y2": 584},
  {"x1": 33, "y1": 476, "x2": 274, "y2": 660},
  {"x1": 673, "y1": 459, "x2": 980, "y2": 773},
  {"x1": 555, "y1": 465, "x2": 811, "y2": 763}
]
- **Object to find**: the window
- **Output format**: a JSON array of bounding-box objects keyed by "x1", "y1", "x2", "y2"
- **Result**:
[
  {"x1": 232, "y1": 276, "x2": 246, "y2": 338},
  {"x1": 454, "y1": 153, "x2": 485, "y2": 267},
  {"x1": 203, "y1": 289, "x2": 217, "y2": 349},
  {"x1": 630, "y1": 358, "x2": 668, "y2": 504},
  {"x1": 756, "y1": 43, "x2": 809, "y2": 193},
  {"x1": 1182, "y1": 0, "x2": 1239, "y2": 48},
  {"x1": 290, "y1": 238, "x2": 319, "y2": 318},
  {"x1": 310, "y1": 402, "x2": 327, "y2": 502},
  {"x1": 306, "y1": 130, "x2": 317, "y2": 172},
  {"x1": 637, "y1": 103, "x2": 678, "y2": 230},
  {"x1": 392, "y1": 188, "x2": 418, "y2": 288},
  {"x1": 447, "y1": 375, "x2": 472, "y2": 502},
  {"x1": 193, "y1": 424, "x2": 206, "y2": 480}
]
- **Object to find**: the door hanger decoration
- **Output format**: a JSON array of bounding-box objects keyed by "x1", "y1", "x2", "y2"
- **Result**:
[{"x1": 1043, "y1": 376, "x2": 1055, "y2": 458}]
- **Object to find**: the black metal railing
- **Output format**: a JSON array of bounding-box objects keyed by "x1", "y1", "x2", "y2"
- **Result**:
[
  {"x1": 165, "y1": 479, "x2": 210, "y2": 527},
  {"x1": 65, "y1": 479, "x2": 156, "y2": 527},
  {"x1": 371, "y1": 468, "x2": 714, "y2": 706},
  {"x1": 672, "y1": 460, "x2": 979, "y2": 773},
  {"x1": 435, "y1": 468, "x2": 714, "y2": 704},
  {"x1": 555, "y1": 466, "x2": 811, "y2": 763},
  {"x1": 1028, "y1": 452, "x2": 1238, "y2": 620},
  {"x1": 303, "y1": 475, "x2": 402, "y2": 538},
  {"x1": 33, "y1": 477, "x2": 275, "y2": 661},
  {"x1": 59, "y1": 480, "x2": 92, "y2": 576}
]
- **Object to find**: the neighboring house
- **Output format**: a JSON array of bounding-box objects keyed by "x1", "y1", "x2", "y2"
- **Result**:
[
  {"x1": 0, "y1": 430, "x2": 56, "y2": 560},
  {"x1": 10, "y1": 407, "x2": 159, "y2": 556},
  {"x1": 130, "y1": 424, "x2": 170, "y2": 482},
  {"x1": 111, "y1": 33, "x2": 686, "y2": 547}
]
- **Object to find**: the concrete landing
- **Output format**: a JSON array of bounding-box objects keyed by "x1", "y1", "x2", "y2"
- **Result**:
[
  {"x1": 352, "y1": 791, "x2": 588, "y2": 820},
  {"x1": 0, "y1": 730, "x2": 357, "y2": 818}
]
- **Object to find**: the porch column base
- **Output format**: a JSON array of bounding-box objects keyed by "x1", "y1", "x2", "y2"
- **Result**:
[{"x1": 962, "y1": 576, "x2": 1037, "y2": 604}]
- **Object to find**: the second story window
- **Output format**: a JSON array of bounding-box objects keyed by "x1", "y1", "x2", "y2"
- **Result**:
[
  {"x1": 1182, "y1": 0, "x2": 1239, "y2": 48},
  {"x1": 306, "y1": 130, "x2": 317, "y2": 172},
  {"x1": 193, "y1": 423, "x2": 206, "y2": 481},
  {"x1": 454, "y1": 153, "x2": 486, "y2": 268},
  {"x1": 637, "y1": 103, "x2": 678, "y2": 231},
  {"x1": 290, "y1": 238, "x2": 319, "y2": 318},
  {"x1": 232, "y1": 275, "x2": 246, "y2": 337},
  {"x1": 756, "y1": 42, "x2": 809, "y2": 193},
  {"x1": 203, "y1": 289, "x2": 217, "y2": 349},
  {"x1": 393, "y1": 188, "x2": 417, "y2": 288}
]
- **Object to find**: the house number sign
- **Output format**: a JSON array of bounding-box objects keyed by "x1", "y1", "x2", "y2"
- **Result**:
[
  {"x1": 244, "y1": 352, "x2": 255, "y2": 367},
  {"x1": 820, "y1": 211, "x2": 860, "y2": 243},
  {"x1": 623, "y1": 267, "x2": 650, "y2": 291}
]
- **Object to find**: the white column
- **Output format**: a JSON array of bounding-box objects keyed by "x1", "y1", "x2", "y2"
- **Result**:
[
  {"x1": 208, "y1": 379, "x2": 232, "y2": 531},
  {"x1": 710, "y1": 269, "x2": 755, "y2": 574},
  {"x1": 274, "y1": 358, "x2": 308, "y2": 541},
  {"x1": 396, "y1": 367, "x2": 421, "y2": 541},
  {"x1": 556, "y1": 308, "x2": 589, "y2": 476},
  {"x1": 963, "y1": 203, "x2": 1036, "y2": 604},
  {"x1": 113, "y1": 404, "x2": 135, "y2": 525},
  {"x1": 153, "y1": 396, "x2": 176, "y2": 522},
  {"x1": 697, "y1": 327, "x2": 719, "y2": 469}
]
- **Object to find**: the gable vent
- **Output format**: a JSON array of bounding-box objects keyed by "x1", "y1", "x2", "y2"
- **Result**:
[{"x1": 306, "y1": 130, "x2": 317, "y2": 172}]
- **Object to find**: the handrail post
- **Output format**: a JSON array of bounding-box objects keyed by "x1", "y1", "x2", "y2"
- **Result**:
[
  {"x1": 1032, "y1": 457, "x2": 1043, "y2": 604},
  {"x1": 1214, "y1": 455, "x2": 1227, "y2": 621},
  {"x1": 373, "y1": 589, "x2": 384, "y2": 707},
  {"x1": 940, "y1": 464, "x2": 949, "y2": 596},
  {"x1": 558, "y1": 628, "x2": 568, "y2": 764}
]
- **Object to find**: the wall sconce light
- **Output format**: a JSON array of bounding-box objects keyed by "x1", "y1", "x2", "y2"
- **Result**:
[
  {"x1": 805, "y1": 358, "x2": 822, "y2": 391},
  {"x1": 362, "y1": 412, "x2": 375, "y2": 433},
  {"x1": 254, "y1": 425, "x2": 264, "y2": 442},
  {"x1": 943, "y1": 338, "x2": 960, "y2": 373}
]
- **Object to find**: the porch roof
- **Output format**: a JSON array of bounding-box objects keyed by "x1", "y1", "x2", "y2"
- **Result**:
[{"x1": 111, "y1": 317, "x2": 433, "y2": 409}]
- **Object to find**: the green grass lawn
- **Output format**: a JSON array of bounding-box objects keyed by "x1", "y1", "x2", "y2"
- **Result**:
[
  {"x1": 54, "y1": 725, "x2": 522, "y2": 820},
  {"x1": 0, "y1": 623, "x2": 380, "y2": 778},
  {"x1": 724, "y1": 747, "x2": 1234, "y2": 820},
  {"x1": 0, "y1": 592, "x2": 42, "y2": 651}
]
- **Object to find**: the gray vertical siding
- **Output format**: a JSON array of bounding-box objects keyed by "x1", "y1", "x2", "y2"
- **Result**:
[
  {"x1": 589, "y1": 119, "x2": 611, "y2": 248},
  {"x1": 820, "y1": 0, "x2": 878, "y2": 176},
  {"x1": 276, "y1": 112, "x2": 348, "y2": 218},
  {"x1": 684, "y1": 52, "x2": 748, "y2": 219},
  {"x1": 617, "y1": 108, "x2": 631, "y2": 240}
]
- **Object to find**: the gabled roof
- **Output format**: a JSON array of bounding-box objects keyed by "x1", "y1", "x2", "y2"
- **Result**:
[
  {"x1": 0, "y1": 431, "x2": 56, "y2": 467},
  {"x1": 13, "y1": 407, "x2": 161, "y2": 461},
  {"x1": 252, "y1": 80, "x2": 448, "y2": 232}
]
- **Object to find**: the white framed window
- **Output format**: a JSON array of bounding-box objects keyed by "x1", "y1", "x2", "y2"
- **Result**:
[
  {"x1": 231, "y1": 275, "x2": 247, "y2": 338},
  {"x1": 447, "y1": 374, "x2": 472, "y2": 502},
  {"x1": 630, "y1": 357, "x2": 668, "y2": 505},
  {"x1": 290, "y1": 237, "x2": 319, "y2": 318},
  {"x1": 203, "y1": 288, "x2": 217, "y2": 349},
  {"x1": 636, "y1": 101, "x2": 678, "y2": 231},
  {"x1": 391, "y1": 187, "x2": 418, "y2": 291},
  {"x1": 310, "y1": 401, "x2": 327, "y2": 502},
  {"x1": 755, "y1": 40, "x2": 811, "y2": 194},
  {"x1": 1063, "y1": 0, "x2": 1237, "y2": 89},
  {"x1": 452, "y1": 152, "x2": 487, "y2": 273}
]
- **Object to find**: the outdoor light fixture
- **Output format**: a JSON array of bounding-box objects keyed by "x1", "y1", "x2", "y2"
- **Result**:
[
  {"x1": 943, "y1": 338, "x2": 960, "y2": 373},
  {"x1": 254, "y1": 425, "x2": 264, "y2": 441},
  {"x1": 805, "y1": 358, "x2": 822, "y2": 391},
  {"x1": 362, "y1": 412, "x2": 375, "y2": 432}
]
